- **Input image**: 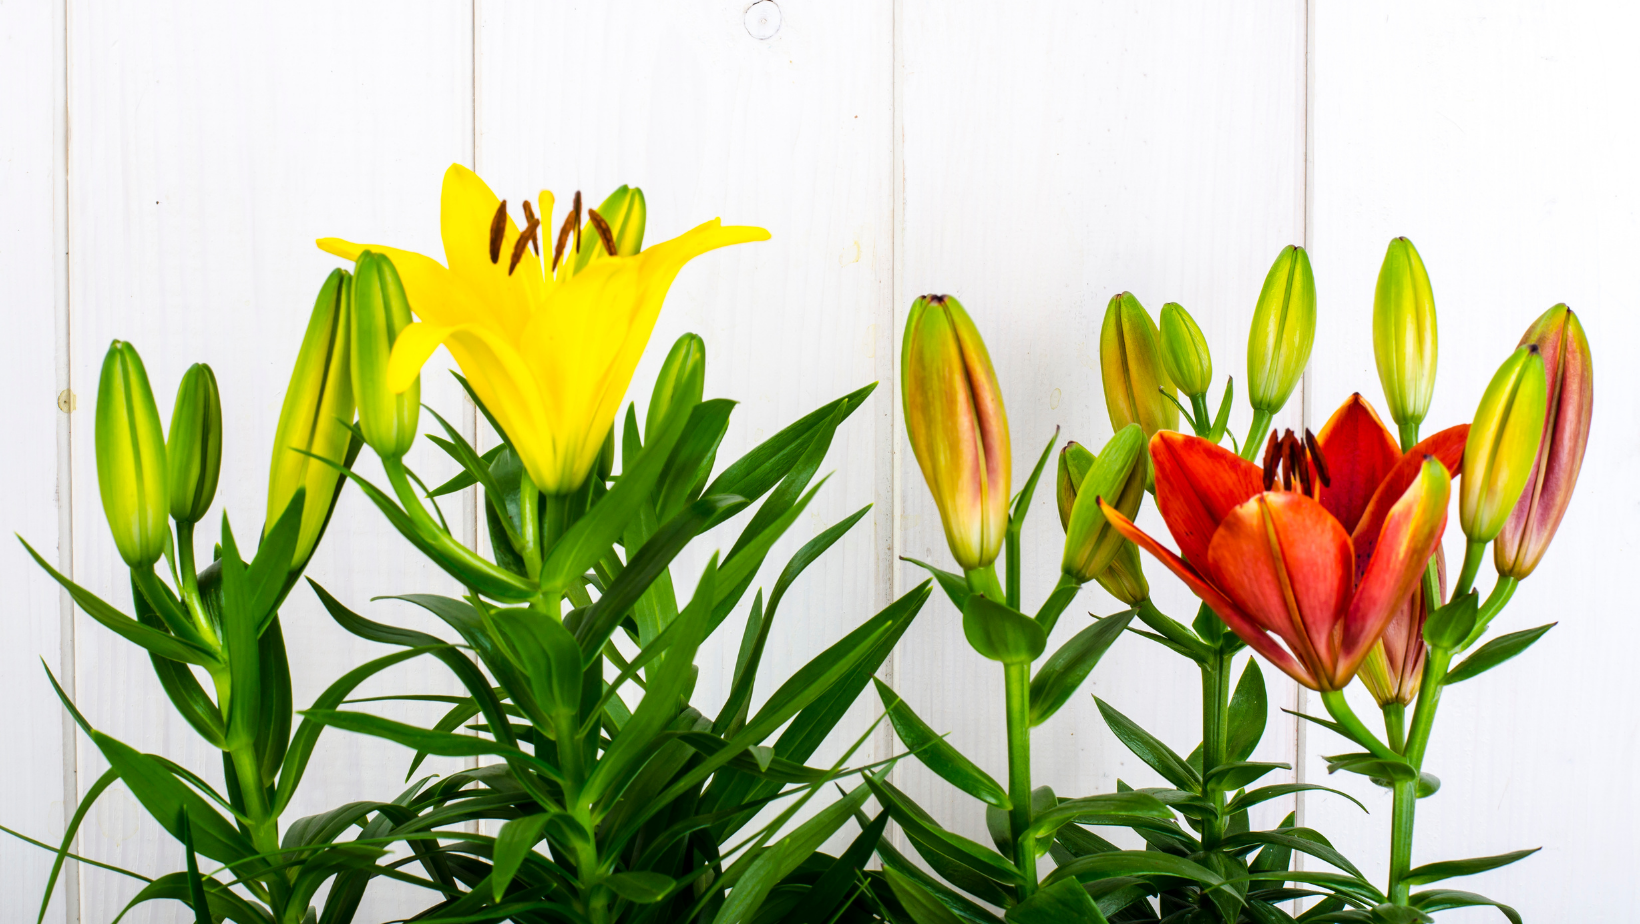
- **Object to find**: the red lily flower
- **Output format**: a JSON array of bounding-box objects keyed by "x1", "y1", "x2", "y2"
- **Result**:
[{"x1": 1101, "y1": 395, "x2": 1467, "y2": 690}]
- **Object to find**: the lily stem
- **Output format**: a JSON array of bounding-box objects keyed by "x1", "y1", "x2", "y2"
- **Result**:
[
  {"x1": 1383, "y1": 702, "x2": 1407, "y2": 754},
  {"x1": 1451, "y1": 539, "x2": 1486, "y2": 600},
  {"x1": 1459, "y1": 576, "x2": 1519, "y2": 652},
  {"x1": 1034, "y1": 573, "x2": 1082, "y2": 637},
  {"x1": 1003, "y1": 660, "x2": 1037, "y2": 899},
  {"x1": 1189, "y1": 393, "x2": 1212, "y2": 437},
  {"x1": 1389, "y1": 778, "x2": 1416, "y2": 905},
  {"x1": 1240, "y1": 409, "x2": 1274, "y2": 461},
  {"x1": 965, "y1": 564, "x2": 1006, "y2": 604},
  {"x1": 1319, "y1": 689, "x2": 1402, "y2": 763},
  {"x1": 1200, "y1": 646, "x2": 1231, "y2": 847},
  {"x1": 1397, "y1": 421, "x2": 1421, "y2": 454}
]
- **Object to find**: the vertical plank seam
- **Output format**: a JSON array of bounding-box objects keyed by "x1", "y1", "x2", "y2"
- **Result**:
[
  {"x1": 464, "y1": 0, "x2": 484, "y2": 820},
  {"x1": 879, "y1": 0, "x2": 907, "y2": 854},
  {"x1": 1292, "y1": 0, "x2": 1317, "y2": 896},
  {"x1": 54, "y1": 0, "x2": 79, "y2": 918}
]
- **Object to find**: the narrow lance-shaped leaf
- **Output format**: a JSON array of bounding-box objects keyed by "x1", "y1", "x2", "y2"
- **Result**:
[{"x1": 876, "y1": 678, "x2": 1010, "y2": 808}]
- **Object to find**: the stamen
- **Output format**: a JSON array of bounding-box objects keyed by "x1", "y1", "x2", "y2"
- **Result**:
[
  {"x1": 521, "y1": 200, "x2": 540, "y2": 254},
  {"x1": 1261, "y1": 431, "x2": 1282, "y2": 491},
  {"x1": 508, "y1": 215, "x2": 541, "y2": 275},
  {"x1": 1280, "y1": 430, "x2": 1298, "y2": 491},
  {"x1": 1303, "y1": 428, "x2": 1331, "y2": 487},
  {"x1": 552, "y1": 207, "x2": 576, "y2": 271},
  {"x1": 488, "y1": 200, "x2": 508, "y2": 264},
  {"x1": 1289, "y1": 434, "x2": 1314, "y2": 496},
  {"x1": 587, "y1": 208, "x2": 618, "y2": 256},
  {"x1": 571, "y1": 190, "x2": 583, "y2": 254}
]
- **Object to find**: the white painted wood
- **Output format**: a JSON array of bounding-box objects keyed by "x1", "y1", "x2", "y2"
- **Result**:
[
  {"x1": 894, "y1": 0, "x2": 1310, "y2": 865},
  {"x1": 472, "y1": 0, "x2": 897, "y2": 818},
  {"x1": 0, "y1": 0, "x2": 71, "y2": 920},
  {"x1": 62, "y1": 3, "x2": 476, "y2": 920},
  {"x1": 1304, "y1": 3, "x2": 1640, "y2": 918}
]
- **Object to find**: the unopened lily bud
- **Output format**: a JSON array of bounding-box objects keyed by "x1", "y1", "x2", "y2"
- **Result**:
[
  {"x1": 95, "y1": 341, "x2": 170, "y2": 567},
  {"x1": 1373, "y1": 237, "x2": 1438, "y2": 432},
  {"x1": 1062, "y1": 424, "x2": 1146, "y2": 583},
  {"x1": 1495, "y1": 305, "x2": 1593, "y2": 578},
  {"x1": 1094, "y1": 540, "x2": 1149, "y2": 606},
  {"x1": 1461, "y1": 345, "x2": 1548, "y2": 543},
  {"x1": 1247, "y1": 245, "x2": 1316, "y2": 414},
  {"x1": 645, "y1": 333, "x2": 705, "y2": 444},
  {"x1": 352, "y1": 251, "x2": 420, "y2": 459},
  {"x1": 1359, "y1": 549, "x2": 1445, "y2": 707},
  {"x1": 597, "y1": 185, "x2": 647, "y2": 256},
  {"x1": 1056, "y1": 441, "x2": 1096, "y2": 530},
  {"x1": 903, "y1": 294, "x2": 1011, "y2": 572},
  {"x1": 268, "y1": 269, "x2": 357, "y2": 566},
  {"x1": 1158, "y1": 302, "x2": 1212, "y2": 398},
  {"x1": 1100, "y1": 293, "x2": 1178, "y2": 438},
  {"x1": 166, "y1": 363, "x2": 222, "y2": 524}
]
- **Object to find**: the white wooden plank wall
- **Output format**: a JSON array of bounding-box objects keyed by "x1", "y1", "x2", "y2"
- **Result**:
[{"x1": 1, "y1": 1, "x2": 1632, "y2": 920}]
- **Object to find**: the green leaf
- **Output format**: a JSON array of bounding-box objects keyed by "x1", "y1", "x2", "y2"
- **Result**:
[
  {"x1": 491, "y1": 606, "x2": 583, "y2": 717},
  {"x1": 245, "y1": 489, "x2": 303, "y2": 630},
  {"x1": 703, "y1": 382, "x2": 876, "y2": 511},
  {"x1": 20, "y1": 538, "x2": 219, "y2": 667},
  {"x1": 1227, "y1": 783, "x2": 1367, "y2": 816},
  {"x1": 873, "y1": 835, "x2": 1005, "y2": 923},
  {"x1": 426, "y1": 442, "x2": 505, "y2": 497},
  {"x1": 1030, "y1": 613, "x2": 1132, "y2": 726},
  {"x1": 1410, "y1": 889, "x2": 1522, "y2": 924},
  {"x1": 875, "y1": 678, "x2": 1010, "y2": 808},
  {"x1": 298, "y1": 708, "x2": 563, "y2": 781},
  {"x1": 422, "y1": 404, "x2": 518, "y2": 539},
  {"x1": 34, "y1": 767, "x2": 121, "y2": 924},
  {"x1": 788, "y1": 810, "x2": 889, "y2": 924},
  {"x1": 1234, "y1": 870, "x2": 1385, "y2": 906},
  {"x1": 676, "y1": 732, "x2": 835, "y2": 783},
  {"x1": 884, "y1": 865, "x2": 968, "y2": 924},
  {"x1": 1220, "y1": 829, "x2": 1367, "y2": 881},
  {"x1": 215, "y1": 517, "x2": 260, "y2": 751},
  {"x1": 88, "y1": 730, "x2": 255, "y2": 868},
  {"x1": 1042, "y1": 849, "x2": 1223, "y2": 889},
  {"x1": 1445, "y1": 623, "x2": 1555, "y2": 685},
  {"x1": 1205, "y1": 761, "x2": 1289, "y2": 790},
  {"x1": 1226, "y1": 658, "x2": 1269, "y2": 761},
  {"x1": 1023, "y1": 792, "x2": 1174, "y2": 853},
  {"x1": 1403, "y1": 848, "x2": 1539, "y2": 886},
  {"x1": 1324, "y1": 752, "x2": 1417, "y2": 783},
  {"x1": 655, "y1": 398, "x2": 736, "y2": 521},
  {"x1": 963, "y1": 595, "x2": 1047, "y2": 664},
  {"x1": 491, "y1": 813, "x2": 551, "y2": 900},
  {"x1": 865, "y1": 774, "x2": 1024, "y2": 886},
  {"x1": 176, "y1": 811, "x2": 213, "y2": 924},
  {"x1": 712, "y1": 782, "x2": 872, "y2": 924},
  {"x1": 606, "y1": 870, "x2": 676, "y2": 904},
  {"x1": 1130, "y1": 599, "x2": 1212, "y2": 663},
  {"x1": 129, "y1": 576, "x2": 226, "y2": 748},
  {"x1": 1004, "y1": 874, "x2": 1110, "y2": 923},
  {"x1": 904, "y1": 556, "x2": 970, "y2": 611},
  {"x1": 1096, "y1": 698, "x2": 1201, "y2": 793},
  {"x1": 110, "y1": 872, "x2": 272, "y2": 924},
  {"x1": 1005, "y1": 428, "x2": 1059, "y2": 608}
]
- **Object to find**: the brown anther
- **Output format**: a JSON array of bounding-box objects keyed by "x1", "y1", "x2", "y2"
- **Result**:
[
  {"x1": 521, "y1": 200, "x2": 540, "y2": 254},
  {"x1": 1303, "y1": 428, "x2": 1331, "y2": 487},
  {"x1": 571, "y1": 190, "x2": 583, "y2": 253},
  {"x1": 552, "y1": 207, "x2": 576, "y2": 271},
  {"x1": 1261, "y1": 431, "x2": 1282, "y2": 491},
  {"x1": 587, "y1": 208, "x2": 618, "y2": 256},
  {"x1": 508, "y1": 215, "x2": 540, "y2": 275},
  {"x1": 1289, "y1": 434, "x2": 1314, "y2": 496},
  {"x1": 488, "y1": 200, "x2": 509, "y2": 264},
  {"x1": 1280, "y1": 430, "x2": 1299, "y2": 491}
]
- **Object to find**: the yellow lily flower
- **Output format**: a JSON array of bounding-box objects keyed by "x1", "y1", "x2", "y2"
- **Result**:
[{"x1": 318, "y1": 164, "x2": 768, "y2": 494}]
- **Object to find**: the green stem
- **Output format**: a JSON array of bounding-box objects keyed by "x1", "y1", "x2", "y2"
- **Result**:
[
  {"x1": 173, "y1": 521, "x2": 220, "y2": 649},
  {"x1": 1200, "y1": 648, "x2": 1231, "y2": 847},
  {"x1": 1003, "y1": 661, "x2": 1036, "y2": 899},
  {"x1": 1459, "y1": 576, "x2": 1519, "y2": 652},
  {"x1": 1382, "y1": 702, "x2": 1407, "y2": 754},
  {"x1": 227, "y1": 737, "x2": 289, "y2": 906},
  {"x1": 1389, "y1": 778, "x2": 1416, "y2": 905},
  {"x1": 1319, "y1": 689, "x2": 1403, "y2": 763},
  {"x1": 1451, "y1": 540, "x2": 1486, "y2": 601},
  {"x1": 1240, "y1": 409, "x2": 1274, "y2": 461},
  {"x1": 1034, "y1": 573, "x2": 1082, "y2": 636},
  {"x1": 1397, "y1": 421, "x2": 1421, "y2": 454},
  {"x1": 965, "y1": 564, "x2": 1006, "y2": 603},
  {"x1": 519, "y1": 471, "x2": 542, "y2": 580},
  {"x1": 1403, "y1": 647, "x2": 1453, "y2": 769},
  {"x1": 1189, "y1": 393, "x2": 1211, "y2": 436}
]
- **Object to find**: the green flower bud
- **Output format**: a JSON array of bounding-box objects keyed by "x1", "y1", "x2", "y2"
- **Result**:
[
  {"x1": 268, "y1": 269, "x2": 357, "y2": 567},
  {"x1": 95, "y1": 341, "x2": 170, "y2": 567},
  {"x1": 1373, "y1": 237, "x2": 1438, "y2": 433},
  {"x1": 351, "y1": 251, "x2": 420, "y2": 459},
  {"x1": 574, "y1": 185, "x2": 649, "y2": 272},
  {"x1": 1062, "y1": 424, "x2": 1147, "y2": 584},
  {"x1": 646, "y1": 333, "x2": 705, "y2": 445},
  {"x1": 1094, "y1": 540, "x2": 1149, "y2": 607},
  {"x1": 903, "y1": 295, "x2": 1011, "y2": 572},
  {"x1": 1100, "y1": 292, "x2": 1178, "y2": 438},
  {"x1": 1056, "y1": 441, "x2": 1097, "y2": 531},
  {"x1": 166, "y1": 363, "x2": 222, "y2": 524},
  {"x1": 1460, "y1": 345, "x2": 1548, "y2": 543},
  {"x1": 1247, "y1": 245, "x2": 1316, "y2": 414},
  {"x1": 1158, "y1": 302, "x2": 1212, "y2": 398}
]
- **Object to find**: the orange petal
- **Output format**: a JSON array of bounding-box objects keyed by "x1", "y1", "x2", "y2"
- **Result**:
[
  {"x1": 1316, "y1": 394, "x2": 1401, "y2": 533},
  {"x1": 1101, "y1": 500, "x2": 1317, "y2": 688},
  {"x1": 1150, "y1": 431, "x2": 1265, "y2": 570},
  {"x1": 1339, "y1": 458, "x2": 1451, "y2": 681},
  {"x1": 1207, "y1": 493, "x2": 1354, "y2": 687},
  {"x1": 1351, "y1": 423, "x2": 1468, "y2": 573}
]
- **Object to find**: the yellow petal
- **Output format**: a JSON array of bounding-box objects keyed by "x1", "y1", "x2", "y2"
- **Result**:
[
  {"x1": 438, "y1": 163, "x2": 543, "y2": 337},
  {"x1": 386, "y1": 322, "x2": 451, "y2": 394},
  {"x1": 316, "y1": 236, "x2": 488, "y2": 331},
  {"x1": 433, "y1": 322, "x2": 560, "y2": 492}
]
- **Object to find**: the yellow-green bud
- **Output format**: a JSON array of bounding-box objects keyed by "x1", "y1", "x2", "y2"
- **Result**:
[
  {"x1": 1373, "y1": 237, "x2": 1438, "y2": 432},
  {"x1": 1158, "y1": 302, "x2": 1212, "y2": 398},
  {"x1": 1100, "y1": 293, "x2": 1178, "y2": 438},
  {"x1": 1094, "y1": 540, "x2": 1149, "y2": 607},
  {"x1": 95, "y1": 341, "x2": 170, "y2": 568},
  {"x1": 646, "y1": 333, "x2": 705, "y2": 445},
  {"x1": 268, "y1": 269, "x2": 357, "y2": 566},
  {"x1": 1056, "y1": 441, "x2": 1096, "y2": 531},
  {"x1": 351, "y1": 251, "x2": 419, "y2": 459},
  {"x1": 574, "y1": 185, "x2": 649, "y2": 272},
  {"x1": 1061, "y1": 424, "x2": 1147, "y2": 584},
  {"x1": 166, "y1": 363, "x2": 222, "y2": 524},
  {"x1": 903, "y1": 295, "x2": 1011, "y2": 572},
  {"x1": 1460, "y1": 345, "x2": 1548, "y2": 543},
  {"x1": 1247, "y1": 245, "x2": 1316, "y2": 414}
]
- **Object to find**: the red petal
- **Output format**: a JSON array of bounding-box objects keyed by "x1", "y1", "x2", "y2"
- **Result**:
[
  {"x1": 1100, "y1": 500, "x2": 1317, "y2": 688},
  {"x1": 1207, "y1": 493, "x2": 1354, "y2": 688},
  {"x1": 1339, "y1": 459, "x2": 1451, "y2": 682},
  {"x1": 1315, "y1": 394, "x2": 1401, "y2": 533},
  {"x1": 1150, "y1": 431, "x2": 1265, "y2": 571},
  {"x1": 1351, "y1": 424, "x2": 1468, "y2": 573}
]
